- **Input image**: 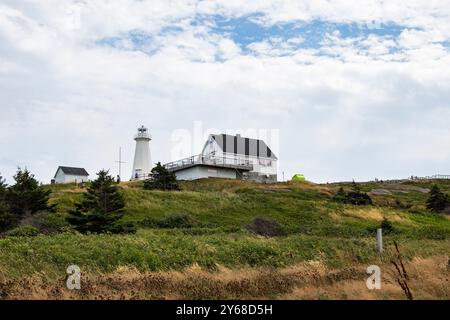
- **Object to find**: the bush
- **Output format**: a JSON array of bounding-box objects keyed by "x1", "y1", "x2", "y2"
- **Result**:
[
  {"x1": 246, "y1": 217, "x2": 286, "y2": 237},
  {"x1": 143, "y1": 162, "x2": 179, "y2": 191},
  {"x1": 380, "y1": 218, "x2": 394, "y2": 234},
  {"x1": 332, "y1": 187, "x2": 347, "y2": 203},
  {"x1": 345, "y1": 191, "x2": 372, "y2": 205},
  {"x1": 332, "y1": 182, "x2": 372, "y2": 206},
  {"x1": 32, "y1": 211, "x2": 71, "y2": 234},
  {"x1": 426, "y1": 185, "x2": 449, "y2": 213},
  {"x1": 2, "y1": 168, "x2": 54, "y2": 232},
  {"x1": 5, "y1": 224, "x2": 40, "y2": 237},
  {"x1": 157, "y1": 213, "x2": 199, "y2": 228},
  {"x1": 0, "y1": 202, "x2": 14, "y2": 233},
  {"x1": 6, "y1": 168, "x2": 54, "y2": 217},
  {"x1": 392, "y1": 199, "x2": 412, "y2": 210},
  {"x1": 66, "y1": 170, "x2": 128, "y2": 234},
  {"x1": 107, "y1": 222, "x2": 137, "y2": 234}
]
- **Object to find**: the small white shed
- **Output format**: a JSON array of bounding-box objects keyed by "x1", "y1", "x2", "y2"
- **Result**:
[{"x1": 53, "y1": 166, "x2": 89, "y2": 184}]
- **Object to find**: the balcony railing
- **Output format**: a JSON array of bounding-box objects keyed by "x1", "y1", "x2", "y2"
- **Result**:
[{"x1": 164, "y1": 154, "x2": 254, "y2": 172}]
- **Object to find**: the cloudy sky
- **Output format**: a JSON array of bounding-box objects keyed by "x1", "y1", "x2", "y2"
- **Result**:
[{"x1": 1, "y1": 0, "x2": 450, "y2": 184}]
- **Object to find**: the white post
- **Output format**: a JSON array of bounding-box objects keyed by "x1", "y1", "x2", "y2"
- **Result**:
[{"x1": 376, "y1": 228, "x2": 383, "y2": 253}]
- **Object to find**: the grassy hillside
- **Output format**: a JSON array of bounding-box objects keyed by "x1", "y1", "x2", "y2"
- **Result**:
[{"x1": 0, "y1": 178, "x2": 449, "y2": 299}]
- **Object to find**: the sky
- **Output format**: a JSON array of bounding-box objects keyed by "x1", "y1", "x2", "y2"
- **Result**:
[{"x1": 1, "y1": 0, "x2": 450, "y2": 184}]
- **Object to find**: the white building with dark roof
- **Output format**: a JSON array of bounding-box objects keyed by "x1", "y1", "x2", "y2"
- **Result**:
[
  {"x1": 164, "y1": 134, "x2": 278, "y2": 183},
  {"x1": 53, "y1": 166, "x2": 89, "y2": 184}
]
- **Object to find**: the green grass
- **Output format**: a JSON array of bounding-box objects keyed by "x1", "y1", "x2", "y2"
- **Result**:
[
  {"x1": 1, "y1": 229, "x2": 448, "y2": 281},
  {"x1": 0, "y1": 178, "x2": 449, "y2": 280}
]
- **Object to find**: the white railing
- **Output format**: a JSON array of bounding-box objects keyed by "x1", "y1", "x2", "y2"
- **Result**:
[
  {"x1": 410, "y1": 174, "x2": 450, "y2": 180},
  {"x1": 164, "y1": 154, "x2": 253, "y2": 171}
]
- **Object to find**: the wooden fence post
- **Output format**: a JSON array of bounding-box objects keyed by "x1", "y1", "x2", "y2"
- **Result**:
[{"x1": 376, "y1": 228, "x2": 383, "y2": 253}]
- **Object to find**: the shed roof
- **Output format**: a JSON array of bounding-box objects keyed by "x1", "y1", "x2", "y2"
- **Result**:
[{"x1": 54, "y1": 166, "x2": 89, "y2": 178}]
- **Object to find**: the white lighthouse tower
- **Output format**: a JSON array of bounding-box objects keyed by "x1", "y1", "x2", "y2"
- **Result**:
[{"x1": 131, "y1": 125, "x2": 152, "y2": 180}]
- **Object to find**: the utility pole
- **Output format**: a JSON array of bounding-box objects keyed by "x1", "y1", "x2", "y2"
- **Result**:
[{"x1": 115, "y1": 147, "x2": 126, "y2": 182}]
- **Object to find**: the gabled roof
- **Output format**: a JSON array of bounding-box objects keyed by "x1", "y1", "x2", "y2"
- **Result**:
[
  {"x1": 54, "y1": 166, "x2": 89, "y2": 178},
  {"x1": 210, "y1": 134, "x2": 278, "y2": 160}
]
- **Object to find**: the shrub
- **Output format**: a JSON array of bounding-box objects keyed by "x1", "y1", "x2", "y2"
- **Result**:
[
  {"x1": 345, "y1": 191, "x2": 373, "y2": 206},
  {"x1": 332, "y1": 182, "x2": 372, "y2": 206},
  {"x1": 5, "y1": 224, "x2": 40, "y2": 237},
  {"x1": 32, "y1": 211, "x2": 71, "y2": 234},
  {"x1": 139, "y1": 214, "x2": 200, "y2": 229},
  {"x1": 246, "y1": 217, "x2": 286, "y2": 237},
  {"x1": 426, "y1": 185, "x2": 449, "y2": 213},
  {"x1": 332, "y1": 187, "x2": 347, "y2": 203},
  {"x1": 140, "y1": 217, "x2": 159, "y2": 228},
  {"x1": 107, "y1": 222, "x2": 137, "y2": 234},
  {"x1": 157, "y1": 213, "x2": 199, "y2": 228},
  {"x1": 3, "y1": 168, "x2": 54, "y2": 231},
  {"x1": 143, "y1": 162, "x2": 179, "y2": 191},
  {"x1": 392, "y1": 199, "x2": 412, "y2": 210},
  {"x1": 66, "y1": 170, "x2": 129, "y2": 234},
  {"x1": 380, "y1": 218, "x2": 394, "y2": 234},
  {"x1": 0, "y1": 201, "x2": 14, "y2": 233}
]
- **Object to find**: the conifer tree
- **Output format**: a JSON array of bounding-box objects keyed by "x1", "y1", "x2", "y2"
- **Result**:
[
  {"x1": 67, "y1": 170, "x2": 127, "y2": 233},
  {"x1": 6, "y1": 168, "x2": 53, "y2": 222},
  {"x1": 0, "y1": 173, "x2": 13, "y2": 232},
  {"x1": 143, "y1": 162, "x2": 179, "y2": 191},
  {"x1": 332, "y1": 187, "x2": 347, "y2": 203},
  {"x1": 426, "y1": 184, "x2": 449, "y2": 213}
]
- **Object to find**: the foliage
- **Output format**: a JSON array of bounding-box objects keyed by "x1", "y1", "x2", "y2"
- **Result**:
[
  {"x1": 426, "y1": 184, "x2": 449, "y2": 213},
  {"x1": 380, "y1": 217, "x2": 394, "y2": 234},
  {"x1": 143, "y1": 162, "x2": 179, "y2": 191},
  {"x1": 246, "y1": 217, "x2": 286, "y2": 237},
  {"x1": 31, "y1": 211, "x2": 72, "y2": 234},
  {"x1": 143, "y1": 213, "x2": 199, "y2": 229},
  {"x1": 333, "y1": 181, "x2": 373, "y2": 205},
  {"x1": 0, "y1": 174, "x2": 6, "y2": 194},
  {"x1": 332, "y1": 187, "x2": 347, "y2": 203},
  {"x1": 0, "y1": 173, "x2": 14, "y2": 232},
  {"x1": 66, "y1": 170, "x2": 131, "y2": 234},
  {"x1": 4, "y1": 224, "x2": 40, "y2": 237},
  {"x1": 0, "y1": 178, "x2": 450, "y2": 282},
  {"x1": 0, "y1": 229, "x2": 449, "y2": 280},
  {"x1": 1, "y1": 169, "x2": 53, "y2": 232},
  {"x1": 0, "y1": 198, "x2": 14, "y2": 232}
]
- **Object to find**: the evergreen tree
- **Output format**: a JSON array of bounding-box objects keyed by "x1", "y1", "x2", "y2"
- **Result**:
[
  {"x1": 426, "y1": 184, "x2": 449, "y2": 213},
  {"x1": 0, "y1": 173, "x2": 14, "y2": 232},
  {"x1": 333, "y1": 181, "x2": 372, "y2": 206},
  {"x1": 143, "y1": 162, "x2": 179, "y2": 191},
  {"x1": 66, "y1": 170, "x2": 128, "y2": 233},
  {"x1": 332, "y1": 187, "x2": 347, "y2": 203},
  {"x1": 351, "y1": 180, "x2": 361, "y2": 193},
  {"x1": 0, "y1": 174, "x2": 6, "y2": 193},
  {"x1": 5, "y1": 168, "x2": 53, "y2": 224},
  {"x1": 380, "y1": 217, "x2": 394, "y2": 234}
]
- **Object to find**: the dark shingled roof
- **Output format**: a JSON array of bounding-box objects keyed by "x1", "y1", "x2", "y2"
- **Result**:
[
  {"x1": 211, "y1": 134, "x2": 277, "y2": 160},
  {"x1": 54, "y1": 166, "x2": 89, "y2": 178}
]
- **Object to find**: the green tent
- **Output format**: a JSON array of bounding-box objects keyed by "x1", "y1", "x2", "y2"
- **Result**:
[{"x1": 292, "y1": 174, "x2": 306, "y2": 181}]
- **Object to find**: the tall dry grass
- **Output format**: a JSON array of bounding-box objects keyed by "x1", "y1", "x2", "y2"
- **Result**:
[{"x1": 1, "y1": 256, "x2": 448, "y2": 300}]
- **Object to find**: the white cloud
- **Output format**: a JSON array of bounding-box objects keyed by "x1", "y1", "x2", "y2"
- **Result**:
[{"x1": 1, "y1": 0, "x2": 450, "y2": 184}]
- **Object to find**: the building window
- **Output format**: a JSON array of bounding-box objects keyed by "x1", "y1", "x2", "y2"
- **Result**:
[{"x1": 259, "y1": 159, "x2": 272, "y2": 167}]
